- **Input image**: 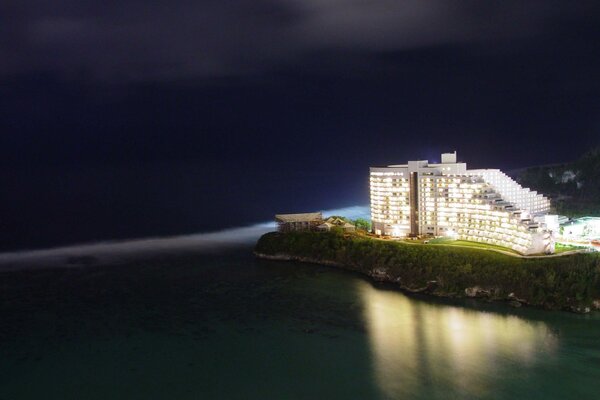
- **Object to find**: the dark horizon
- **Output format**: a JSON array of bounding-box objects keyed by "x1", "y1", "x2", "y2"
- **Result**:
[{"x1": 2, "y1": 1, "x2": 600, "y2": 251}]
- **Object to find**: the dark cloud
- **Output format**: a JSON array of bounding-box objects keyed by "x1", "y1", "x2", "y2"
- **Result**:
[
  {"x1": 1, "y1": 1, "x2": 600, "y2": 250},
  {"x1": 2, "y1": 1, "x2": 599, "y2": 81}
]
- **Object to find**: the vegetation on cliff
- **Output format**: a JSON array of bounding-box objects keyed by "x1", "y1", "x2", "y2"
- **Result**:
[
  {"x1": 515, "y1": 147, "x2": 600, "y2": 216},
  {"x1": 255, "y1": 231, "x2": 600, "y2": 311}
]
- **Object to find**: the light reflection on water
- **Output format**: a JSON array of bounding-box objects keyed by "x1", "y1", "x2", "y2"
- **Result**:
[
  {"x1": 1, "y1": 250, "x2": 599, "y2": 399},
  {"x1": 359, "y1": 282, "x2": 558, "y2": 399}
]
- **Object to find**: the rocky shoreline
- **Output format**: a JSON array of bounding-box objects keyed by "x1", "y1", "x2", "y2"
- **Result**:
[{"x1": 255, "y1": 251, "x2": 599, "y2": 314}]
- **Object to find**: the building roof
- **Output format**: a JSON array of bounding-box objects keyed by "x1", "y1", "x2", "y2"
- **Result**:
[
  {"x1": 317, "y1": 222, "x2": 335, "y2": 228},
  {"x1": 275, "y1": 212, "x2": 323, "y2": 223},
  {"x1": 324, "y1": 216, "x2": 355, "y2": 226},
  {"x1": 317, "y1": 221, "x2": 355, "y2": 229}
]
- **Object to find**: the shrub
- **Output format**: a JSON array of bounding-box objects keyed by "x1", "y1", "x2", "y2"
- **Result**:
[{"x1": 255, "y1": 231, "x2": 600, "y2": 310}]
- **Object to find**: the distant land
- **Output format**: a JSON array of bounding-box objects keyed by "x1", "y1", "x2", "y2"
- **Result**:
[{"x1": 512, "y1": 147, "x2": 600, "y2": 217}]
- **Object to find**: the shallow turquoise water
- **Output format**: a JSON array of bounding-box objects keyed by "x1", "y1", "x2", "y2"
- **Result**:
[{"x1": 1, "y1": 248, "x2": 599, "y2": 399}]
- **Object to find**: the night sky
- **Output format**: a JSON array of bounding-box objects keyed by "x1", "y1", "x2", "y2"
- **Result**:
[{"x1": 1, "y1": 1, "x2": 600, "y2": 250}]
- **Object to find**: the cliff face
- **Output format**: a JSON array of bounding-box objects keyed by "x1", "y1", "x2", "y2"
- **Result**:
[{"x1": 255, "y1": 232, "x2": 600, "y2": 313}]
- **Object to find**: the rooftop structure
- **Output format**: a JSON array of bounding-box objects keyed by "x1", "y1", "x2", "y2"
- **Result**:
[
  {"x1": 317, "y1": 217, "x2": 356, "y2": 232},
  {"x1": 275, "y1": 212, "x2": 323, "y2": 232},
  {"x1": 370, "y1": 152, "x2": 554, "y2": 255}
]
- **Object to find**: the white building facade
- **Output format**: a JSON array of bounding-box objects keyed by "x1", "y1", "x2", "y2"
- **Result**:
[{"x1": 370, "y1": 152, "x2": 554, "y2": 255}]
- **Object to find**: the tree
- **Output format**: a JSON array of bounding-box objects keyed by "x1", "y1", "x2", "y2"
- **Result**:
[{"x1": 353, "y1": 218, "x2": 372, "y2": 231}]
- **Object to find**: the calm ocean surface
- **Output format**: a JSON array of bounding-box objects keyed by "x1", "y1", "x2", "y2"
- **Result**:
[{"x1": 1, "y1": 222, "x2": 599, "y2": 399}]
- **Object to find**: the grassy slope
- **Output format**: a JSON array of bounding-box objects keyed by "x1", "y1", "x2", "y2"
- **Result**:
[
  {"x1": 255, "y1": 231, "x2": 600, "y2": 310},
  {"x1": 428, "y1": 238, "x2": 521, "y2": 254}
]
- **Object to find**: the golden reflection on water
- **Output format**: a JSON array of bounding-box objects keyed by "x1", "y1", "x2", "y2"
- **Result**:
[{"x1": 359, "y1": 282, "x2": 558, "y2": 398}]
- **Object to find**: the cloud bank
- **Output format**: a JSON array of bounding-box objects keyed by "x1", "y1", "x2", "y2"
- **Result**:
[{"x1": 2, "y1": 1, "x2": 598, "y2": 81}]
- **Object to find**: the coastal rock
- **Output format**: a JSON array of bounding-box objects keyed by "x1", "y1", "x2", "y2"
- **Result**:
[
  {"x1": 465, "y1": 286, "x2": 490, "y2": 298},
  {"x1": 593, "y1": 300, "x2": 600, "y2": 310},
  {"x1": 507, "y1": 292, "x2": 528, "y2": 304},
  {"x1": 508, "y1": 300, "x2": 522, "y2": 308},
  {"x1": 401, "y1": 280, "x2": 440, "y2": 294},
  {"x1": 570, "y1": 305, "x2": 591, "y2": 314},
  {"x1": 370, "y1": 268, "x2": 390, "y2": 282},
  {"x1": 426, "y1": 280, "x2": 438, "y2": 291}
]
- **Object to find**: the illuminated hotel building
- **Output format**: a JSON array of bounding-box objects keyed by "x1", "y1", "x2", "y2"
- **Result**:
[{"x1": 370, "y1": 152, "x2": 554, "y2": 254}]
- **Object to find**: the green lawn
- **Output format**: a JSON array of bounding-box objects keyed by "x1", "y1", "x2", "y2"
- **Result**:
[
  {"x1": 368, "y1": 233, "x2": 582, "y2": 256},
  {"x1": 555, "y1": 243, "x2": 584, "y2": 254},
  {"x1": 428, "y1": 239, "x2": 521, "y2": 255}
]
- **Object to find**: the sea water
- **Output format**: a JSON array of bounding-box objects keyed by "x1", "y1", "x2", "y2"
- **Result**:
[{"x1": 1, "y1": 243, "x2": 600, "y2": 400}]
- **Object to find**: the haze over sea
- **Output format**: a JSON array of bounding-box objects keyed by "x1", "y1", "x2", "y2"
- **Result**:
[{"x1": 1, "y1": 206, "x2": 600, "y2": 399}]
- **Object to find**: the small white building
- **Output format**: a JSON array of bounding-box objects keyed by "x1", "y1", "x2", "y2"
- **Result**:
[{"x1": 317, "y1": 217, "x2": 356, "y2": 232}]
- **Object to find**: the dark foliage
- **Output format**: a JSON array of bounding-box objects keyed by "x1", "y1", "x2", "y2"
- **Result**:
[
  {"x1": 256, "y1": 232, "x2": 600, "y2": 310},
  {"x1": 516, "y1": 147, "x2": 600, "y2": 216}
]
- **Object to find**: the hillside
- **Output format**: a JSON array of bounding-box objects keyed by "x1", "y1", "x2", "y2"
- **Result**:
[
  {"x1": 514, "y1": 147, "x2": 600, "y2": 216},
  {"x1": 255, "y1": 231, "x2": 600, "y2": 312}
]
